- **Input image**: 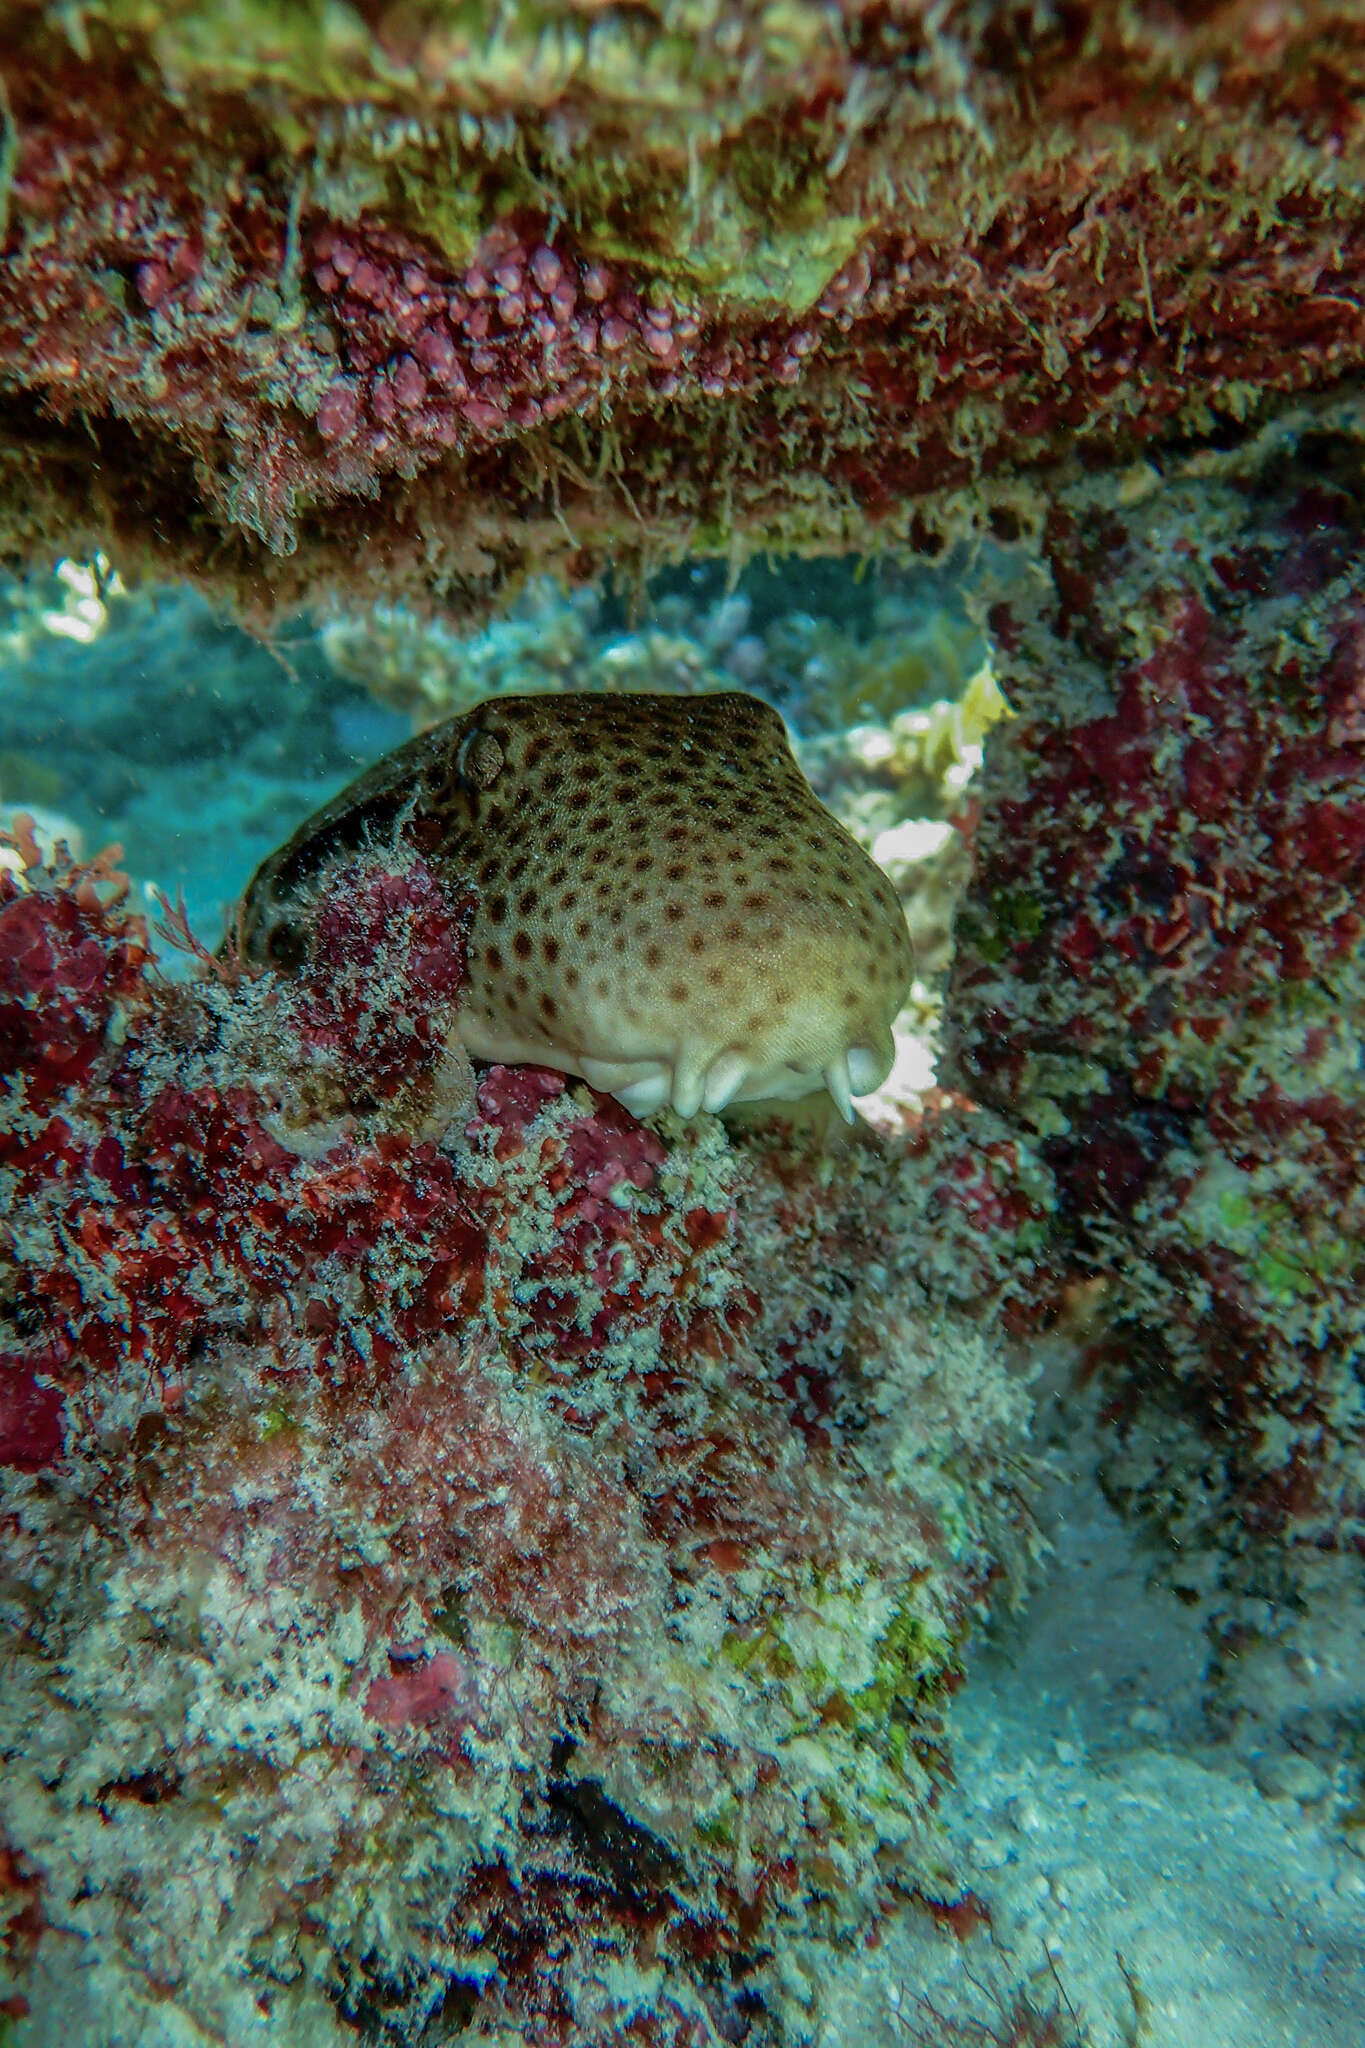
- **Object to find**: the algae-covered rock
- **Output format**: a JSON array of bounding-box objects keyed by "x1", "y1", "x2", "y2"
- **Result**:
[
  {"x1": 946, "y1": 394, "x2": 1365, "y2": 1566},
  {"x1": 2, "y1": 3, "x2": 1365, "y2": 611},
  {"x1": 0, "y1": 838, "x2": 1042, "y2": 2044}
]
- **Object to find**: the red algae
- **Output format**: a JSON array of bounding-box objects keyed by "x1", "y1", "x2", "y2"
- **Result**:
[
  {"x1": 946, "y1": 404, "x2": 1365, "y2": 1561},
  {"x1": 0, "y1": 837, "x2": 1038, "y2": 2041}
]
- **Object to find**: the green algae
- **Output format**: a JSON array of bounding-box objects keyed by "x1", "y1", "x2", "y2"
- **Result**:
[
  {"x1": 1185, "y1": 1166, "x2": 1359, "y2": 1307},
  {"x1": 855, "y1": 1600, "x2": 952, "y2": 1725},
  {"x1": 970, "y1": 886, "x2": 1046, "y2": 963}
]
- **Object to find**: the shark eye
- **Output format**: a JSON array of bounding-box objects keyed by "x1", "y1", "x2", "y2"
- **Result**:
[
  {"x1": 457, "y1": 727, "x2": 505, "y2": 792},
  {"x1": 265, "y1": 918, "x2": 308, "y2": 972}
]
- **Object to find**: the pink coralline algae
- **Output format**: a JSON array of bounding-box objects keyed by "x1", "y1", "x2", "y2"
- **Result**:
[
  {"x1": 0, "y1": 839, "x2": 1037, "y2": 2042},
  {"x1": 0, "y1": 63, "x2": 781, "y2": 571},
  {"x1": 281, "y1": 850, "x2": 472, "y2": 1100},
  {"x1": 945, "y1": 405, "x2": 1365, "y2": 1559},
  {"x1": 308, "y1": 220, "x2": 685, "y2": 444}
]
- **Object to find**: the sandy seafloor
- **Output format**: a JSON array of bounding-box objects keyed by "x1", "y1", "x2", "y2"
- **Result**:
[
  {"x1": 3, "y1": 563, "x2": 1363, "y2": 2048},
  {"x1": 823, "y1": 1381, "x2": 1365, "y2": 2048}
]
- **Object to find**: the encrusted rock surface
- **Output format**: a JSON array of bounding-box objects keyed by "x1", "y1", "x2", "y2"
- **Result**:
[
  {"x1": 3, "y1": 3, "x2": 1365, "y2": 608},
  {"x1": 946, "y1": 398, "x2": 1365, "y2": 1565},
  {"x1": 0, "y1": 838, "x2": 1044, "y2": 2043}
]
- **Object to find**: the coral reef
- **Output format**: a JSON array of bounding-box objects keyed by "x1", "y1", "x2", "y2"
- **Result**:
[
  {"x1": 10, "y1": 2, "x2": 1365, "y2": 2009},
  {"x1": 2, "y1": 5, "x2": 1365, "y2": 609},
  {"x1": 320, "y1": 568, "x2": 985, "y2": 737},
  {"x1": 0, "y1": 833, "x2": 1040, "y2": 2042},
  {"x1": 944, "y1": 397, "x2": 1365, "y2": 1563}
]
